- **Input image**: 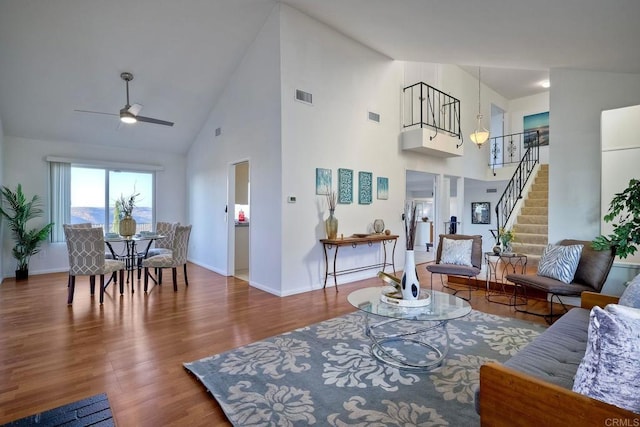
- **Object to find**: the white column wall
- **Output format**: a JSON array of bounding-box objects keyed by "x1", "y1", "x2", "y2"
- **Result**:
[
  {"x1": 549, "y1": 68, "x2": 640, "y2": 294},
  {"x1": 2, "y1": 136, "x2": 186, "y2": 277},
  {"x1": 186, "y1": 5, "x2": 283, "y2": 294},
  {"x1": 0, "y1": 117, "x2": 4, "y2": 279}
]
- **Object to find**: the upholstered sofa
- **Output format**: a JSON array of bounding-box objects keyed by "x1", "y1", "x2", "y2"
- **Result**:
[{"x1": 477, "y1": 291, "x2": 639, "y2": 426}]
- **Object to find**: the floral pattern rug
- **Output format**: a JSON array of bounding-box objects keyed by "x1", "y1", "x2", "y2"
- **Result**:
[{"x1": 184, "y1": 310, "x2": 546, "y2": 426}]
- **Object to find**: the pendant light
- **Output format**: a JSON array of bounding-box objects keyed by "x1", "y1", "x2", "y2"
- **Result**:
[{"x1": 470, "y1": 66, "x2": 489, "y2": 148}]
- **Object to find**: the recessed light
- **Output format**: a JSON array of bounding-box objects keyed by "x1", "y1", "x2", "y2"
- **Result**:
[{"x1": 540, "y1": 79, "x2": 550, "y2": 89}]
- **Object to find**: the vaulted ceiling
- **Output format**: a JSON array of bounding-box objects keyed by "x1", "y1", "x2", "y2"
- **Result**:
[{"x1": 1, "y1": 0, "x2": 638, "y2": 154}]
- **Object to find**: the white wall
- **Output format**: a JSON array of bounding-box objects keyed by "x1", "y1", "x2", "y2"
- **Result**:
[
  {"x1": 279, "y1": 5, "x2": 406, "y2": 295},
  {"x1": 2, "y1": 136, "x2": 186, "y2": 276},
  {"x1": 464, "y1": 179, "x2": 509, "y2": 253},
  {"x1": 549, "y1": 68, "x2": 640, "y2": 294},
  {"x1": 186, "y1": 4, "x2": 282, "y2": 293}
]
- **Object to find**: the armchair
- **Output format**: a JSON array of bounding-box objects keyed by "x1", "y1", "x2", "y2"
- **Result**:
[
  {"x1": 426, "y1": 234, "x2": 483, "y2": 300},
  {"x1": 506, "y1": 239, "x2": 615, "y2": 322}
]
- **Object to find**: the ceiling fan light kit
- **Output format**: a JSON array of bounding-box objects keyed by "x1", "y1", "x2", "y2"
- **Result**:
[{"x1": 120, "y1": 109, "x2": 137, "y2": 124}]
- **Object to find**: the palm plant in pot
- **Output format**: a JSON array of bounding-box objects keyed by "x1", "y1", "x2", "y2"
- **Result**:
[
  {"x1": 0, "y1": 184, "x2": 54, "y2": 280},
  {"x1": 592, "y1": 178, "x2": 640, "y2": 258}
]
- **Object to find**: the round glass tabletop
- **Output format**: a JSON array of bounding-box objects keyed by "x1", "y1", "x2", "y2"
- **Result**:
[{"x1": 347, "y1": 287, "x2": 472, "y2": 322}]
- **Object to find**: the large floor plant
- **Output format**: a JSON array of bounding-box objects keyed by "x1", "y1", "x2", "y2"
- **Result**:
[
  {"x1": 593, "y1": 178, "x2": 640, "y2": 258},
  {"x1": 0, "y1": 184, "x2": 54, "y2": 280}
]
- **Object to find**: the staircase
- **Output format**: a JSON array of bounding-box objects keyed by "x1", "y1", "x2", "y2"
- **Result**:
[{"x1": 511, "y1": 164, "x2": 548, "y2": 266}]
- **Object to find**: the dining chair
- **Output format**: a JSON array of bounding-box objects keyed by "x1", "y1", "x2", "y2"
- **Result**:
[
  {"x1": 426, "y1": 234, "x2": 483, "y2": 301},
  {"x1": 145, "y1": 221, "x2": 179, "y2": 258},
  {"x1": 63, "y1": 223, "x2": 118, "y2": 289},
  {"x1": 63, "y1": 225, "x2": 126, "y2": 304},
  {"x1": 142, "y1": 224, "x2": 192, "y2": 292}
]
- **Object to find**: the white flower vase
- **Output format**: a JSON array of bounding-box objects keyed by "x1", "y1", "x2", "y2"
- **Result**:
[{"x1": 401, "y1": 250, "x2": 420, "y2": 300}]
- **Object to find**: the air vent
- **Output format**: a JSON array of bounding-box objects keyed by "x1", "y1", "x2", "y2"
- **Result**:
[
  {"x1": 368, "y1": 111, "x2": 381, "y2": 123},
  {"x1": 295, "y1": 89, "x2": 313, "y2": 105},
  {"x1": 215, "y1": 127, "x2": 222, "y2": 136},
  {"x1": 486, "y1": 188, "x2": 497, "y2": 193}
]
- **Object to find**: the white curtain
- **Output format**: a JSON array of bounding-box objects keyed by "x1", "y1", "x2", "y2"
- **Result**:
[{"x1": 49, "y1": 161, "x2": 71, "y2": 242}]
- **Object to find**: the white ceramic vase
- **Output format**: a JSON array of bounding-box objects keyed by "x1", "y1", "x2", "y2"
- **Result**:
[{"x1": 401, "y1": 250, "x2": 420, "y2": 300}]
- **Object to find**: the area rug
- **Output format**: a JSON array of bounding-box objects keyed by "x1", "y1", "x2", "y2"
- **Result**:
[
  {"x1": 1, "y1": 393, "x2": 114, "y2": 427},
  {"x1": 184, "y1": 310, "x2": 547, "y2": 426}
]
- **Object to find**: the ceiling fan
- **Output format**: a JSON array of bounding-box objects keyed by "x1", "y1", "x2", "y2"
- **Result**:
[{"x1": 75, "y1": 72, "x2": 174, "y2": 127}]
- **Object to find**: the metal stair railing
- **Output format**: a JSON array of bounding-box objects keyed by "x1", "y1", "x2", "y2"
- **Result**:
[{"x1": 493, "y1": 130, "x2": 540, "y2": 242}]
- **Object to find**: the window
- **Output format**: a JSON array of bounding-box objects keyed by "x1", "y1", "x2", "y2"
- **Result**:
[{"x1": 50, "y1": 162, "x2": 155, "y2": 242}]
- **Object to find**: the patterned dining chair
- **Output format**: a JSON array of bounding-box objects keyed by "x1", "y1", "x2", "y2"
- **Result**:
[
  {"x1": 146, "y1": 221, "x2": 179, "y2": 258},
  {"x1": 63, "y1": 225, "x2": 126, "y2": 304},
  {"x1": 142, "y1": 225, "x2": 191, "y2": 292}
]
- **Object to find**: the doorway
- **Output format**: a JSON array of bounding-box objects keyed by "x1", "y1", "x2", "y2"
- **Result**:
[
  {"x1": 232, "y1": 161, "x2": 250, "y2": 281},
  {"x1": 406, "y1": 170, "x2": 437, "y2": 265}
]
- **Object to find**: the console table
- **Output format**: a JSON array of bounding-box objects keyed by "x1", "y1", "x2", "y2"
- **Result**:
[{"x1": 320, "y1": 234, "x2": 398, "y2": 291}]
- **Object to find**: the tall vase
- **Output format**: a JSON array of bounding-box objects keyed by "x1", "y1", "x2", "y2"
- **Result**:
[
  {"x1": 401, "y1": 250, "x2": 420, "y2": 300},
  {"x1": 119, "y1": 215, "x2": 137, "y2": 237},
  {"x1": 325, "y1": 209, "x2": 338, "y2": 240}
]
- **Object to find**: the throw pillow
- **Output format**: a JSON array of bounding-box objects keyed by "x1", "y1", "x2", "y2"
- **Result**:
[
  {"x1": 620, "y1": 273, "x2": 640, "y2": 308},
  {"x1": 572, "y1": 304, "x2": 640, "y2": 413},
  {"x1": 536, "y1": 244, "x2": 583, "y2": 283},
  {"x1": 440, "y1": 238, "x2": 473, "y2": 267}
]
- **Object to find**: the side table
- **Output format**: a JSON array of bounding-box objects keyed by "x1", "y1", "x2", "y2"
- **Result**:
[{"x1": 484, "y1": 252, "x2": 528, "y2": 306}]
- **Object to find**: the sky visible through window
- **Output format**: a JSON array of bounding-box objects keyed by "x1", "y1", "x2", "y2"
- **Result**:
[{"x1": 71, "y1": 167, "x2": 152, "y2": 208}]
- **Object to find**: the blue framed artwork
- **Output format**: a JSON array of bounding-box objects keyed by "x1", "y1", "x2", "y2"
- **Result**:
[
  {"x1": 377, "y1": 177, "x2": 388, "y2": 200},
  {"x1": 338, "y1": 168, "x2": 353, "y2": 204},
  {"x1": 358, "y1": 171, "x2": 373, "y2": 204},
  {"x1": 315, "y1": 168, "x2": 331, "y2": 195},
  {"x1": 524, "y1": 111, "x2": 549, "y2": 148}
]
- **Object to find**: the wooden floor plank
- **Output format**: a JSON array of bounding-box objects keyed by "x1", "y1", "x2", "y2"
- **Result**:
[{"x1": 0, "y1": 263, "x2": 555, "y2": 426}]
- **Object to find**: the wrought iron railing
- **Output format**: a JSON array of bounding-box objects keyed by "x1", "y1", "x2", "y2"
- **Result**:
[
  {"x1": 403, "y1": 82, "x2": 462, "y2": 145},
  {"x1": 489, "y1": 130, "x2": 539, "y2": 176},
  {"x1": 494, "y1": 131, "x2": 540, "y2": 241}
]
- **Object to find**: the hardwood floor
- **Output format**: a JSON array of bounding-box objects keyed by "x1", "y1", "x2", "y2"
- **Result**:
[{"x1": 0, "y1": 263, "x2": 557, "y2": 426}]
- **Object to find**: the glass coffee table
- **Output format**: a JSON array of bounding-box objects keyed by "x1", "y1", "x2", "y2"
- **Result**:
[{"x1": 348, "y1": 287, "x2": 472, "y2": 371}]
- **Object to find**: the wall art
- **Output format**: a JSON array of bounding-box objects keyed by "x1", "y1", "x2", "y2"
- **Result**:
[
  {"x1": 337, "y1": 168, "x2": 353, "y2": 204},
  {"x1": 358, "y1": 171, "x2": 373, "y2": 204},
  {"x1": 377, "y1": 177, "x2": 389, "y2": 200},
  {"x1": 471, "y1": 201, "x2": 491, "y2": 225},
  {"x1": 524, "y1": 111, "x2": 549, "y2": 148},
  {"x1": 315, "y1": 168, "x2": 331, "y2": 195}
]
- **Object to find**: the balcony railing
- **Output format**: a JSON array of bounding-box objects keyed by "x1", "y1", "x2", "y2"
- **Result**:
[
  {"x1": 403, "y1": 82, "x2": 462, "y2": 144},
  {"x1": 489, "y1": 130, "x2": 540, "y2": 176}
]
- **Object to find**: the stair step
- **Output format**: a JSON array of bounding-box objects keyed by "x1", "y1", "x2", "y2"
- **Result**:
[
  {"x1": 517, "y1": 215, "x2": 548, "y2": 225},
  {"x1": 513, "y1": 233, "x2": 548, "y2": 244},
  {"x1": 512, "y1": 242, "x2": 547, "y2": 256},
  {"x1": 527, "y1": 191, "x2": 548, "y2": 199},
  {"x1": 521, "y1": 206, "x2": 547, "y2": 216},
  {"x1": 523, "y1": 198, "x2": 548, "y2": 208},
  {"x1": 531, "y1": 183, "x2": 548, "y2": 192},
  {"x1": 513, "y1": 223, "x2": 548, "y2": 234}
]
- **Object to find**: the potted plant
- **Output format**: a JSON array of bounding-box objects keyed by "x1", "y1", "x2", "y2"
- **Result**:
[
  {"x1": 499, "y1": 228, "x2": 515, "y2": 253},
  {"x1": 116, "y1": 192, "x2": 139, "y2": 237},
  {"x1": 0, "y1": 184, "x2": 54, "y2": 280},
  {"x1": 593, "y1": 178, "x2": 640, "y2": 258}
]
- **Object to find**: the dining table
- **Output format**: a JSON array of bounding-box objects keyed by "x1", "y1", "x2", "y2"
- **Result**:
[{"x1": 104, "y1": 233, "x2": 166, "y2": 286}]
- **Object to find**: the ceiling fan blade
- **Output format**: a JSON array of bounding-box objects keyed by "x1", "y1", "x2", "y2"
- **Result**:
[
  {"x1": 74, "y1": 109, "x2": 118, "y2": 117},
  {"x1": 128, "y1": 103, "x2": 143, "y2": 116},
  {"x1": 136, "y1": 115, "x2": 174, "y2": 127}
]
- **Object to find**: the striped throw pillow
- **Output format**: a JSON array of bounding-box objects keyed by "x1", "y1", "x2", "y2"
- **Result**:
[{"x1": 537, "y1": 244, "x2": 584, "y2": 283}]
